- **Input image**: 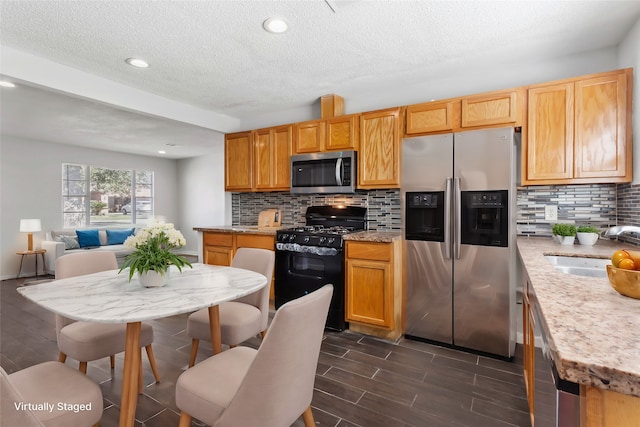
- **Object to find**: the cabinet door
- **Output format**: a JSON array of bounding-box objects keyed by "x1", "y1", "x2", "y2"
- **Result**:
[
  {"x1": 271, "y1": 125, "x2": 292, "y2": 190},
  {"x1": 346, "y1": 258, "x2": 392, "y2": 328},
  {"x1": 253, "y1": 129, "x2": 272, "y2": 190},
  {"x1": 325, "y1": 114, "x2": 359, "y2": 151},
  {"x1": 461, "y1": 91, "x2": 517, "y2": 128},
  {"x1": 405, "y1": 101, "x2": 456, "y2": 135},
  {"x1": 574, "y1": 73, "x2": 628, "y2": 179},
  {"x1": 294, "y1": 120, "x2": 325, "y2": 154},
  {"x1": 225, "y1": 131, "x2": 253, "y2": 191},
  {"x1": 253, "y1": 126, "x2": 292, "y2": 191},
  {"x1": 204, "y1": 246, "x2": 233, "y2": 266},
  {"x1": 526, "y1": 83, "x2": 574, "y2": 181},
  {"x1": 358, "y1": 108, "x2": 401, "y2": 188}
]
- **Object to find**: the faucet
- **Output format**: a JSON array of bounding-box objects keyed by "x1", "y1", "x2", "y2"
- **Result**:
[{"x1": 602, "y1": 225, "x2": 640, "y2": 238}]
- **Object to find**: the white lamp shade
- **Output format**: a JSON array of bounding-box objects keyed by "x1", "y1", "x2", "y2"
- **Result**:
[{"x1": 20, "y1": 219, "x2": 41, "y2": 233}]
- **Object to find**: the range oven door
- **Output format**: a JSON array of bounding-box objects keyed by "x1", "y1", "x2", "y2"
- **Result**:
[{"x1": 274, "y1": 244, "x2": 346, "y2": 331}]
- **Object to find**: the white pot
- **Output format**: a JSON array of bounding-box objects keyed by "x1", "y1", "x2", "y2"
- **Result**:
[
  {"x1": 559, "y1": 236, "x2": 575, "y2": 245},
  {"x1": 138, "y1": 269, "x2": 169, "y2": 287},
  {"x1": 577, "y1": 232, "x2": 599, "y2": 246}
]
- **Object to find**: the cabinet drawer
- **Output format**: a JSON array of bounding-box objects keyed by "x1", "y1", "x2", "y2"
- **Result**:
[
  {"x1": 346, "y1": 242, "x2": 391, "y2": 262},
  {"x1": 203, "y1": 232, "x2": 233, "y2": 247},
  {"x1": 235, "y1": 234, "x2": 275, "y2": 250}
]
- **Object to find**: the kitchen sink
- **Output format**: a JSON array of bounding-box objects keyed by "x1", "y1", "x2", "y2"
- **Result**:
[{"x1": 545, "y1": 255, "x2": 610, "y2": 278}]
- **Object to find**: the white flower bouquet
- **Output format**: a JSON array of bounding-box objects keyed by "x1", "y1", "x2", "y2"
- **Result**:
[{"x1": 119, "y1": 220, "x2": 192, "y2": 281}]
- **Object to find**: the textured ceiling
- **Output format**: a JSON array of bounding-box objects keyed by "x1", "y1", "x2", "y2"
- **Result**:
[{"x1": 1, "y1": 0, "x2": 640, "y2": 159}]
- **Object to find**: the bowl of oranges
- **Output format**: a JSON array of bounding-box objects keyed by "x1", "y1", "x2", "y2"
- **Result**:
[{"x1": 607, "y1": 249, "x2": 640, "y2": 299}]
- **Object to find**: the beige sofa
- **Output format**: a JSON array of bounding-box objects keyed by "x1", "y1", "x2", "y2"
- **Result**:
[{"x1": 41, "y1": 228, "x2": 137, "y2": 275}]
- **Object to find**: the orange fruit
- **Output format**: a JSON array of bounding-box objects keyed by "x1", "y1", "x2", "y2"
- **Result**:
[
  {"x1": 618, "y1": 258, "x2": 636, "y2": 270},
  {"x1": 612, "y1": 250, "x2": 631, "y2": 267}
]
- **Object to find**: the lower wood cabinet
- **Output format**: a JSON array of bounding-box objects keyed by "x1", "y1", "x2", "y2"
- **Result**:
[
  {"x1": 203, "y1": 231, "x2": 276, "y2": 303},
  {"x1": 345, "y1": 239, "x2": 403, "y2": 340}
]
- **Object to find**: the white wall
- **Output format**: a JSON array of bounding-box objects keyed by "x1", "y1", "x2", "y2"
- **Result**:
[
  {"x1": 176, "y1": 132, "x2": 229, "y2": 256},
  {"x1": 0, "y1": 135, "x2": 179, "y2": 279},
  {"x1": 618, "y1": 16, "x2": 640, "y2": 184}
]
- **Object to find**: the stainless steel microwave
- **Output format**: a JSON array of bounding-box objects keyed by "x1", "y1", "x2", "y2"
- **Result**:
[{"x1": 290, "y1": 151, "x2": 356, "y2": 194}]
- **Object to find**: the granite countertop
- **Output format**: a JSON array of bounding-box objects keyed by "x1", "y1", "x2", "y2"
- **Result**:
[
  {"x1": 343, "y1": 230, "x2": 402, "y2": 243},
  {"x1": 517, "y1": 236, "x2": 640, "y2": 397},
  {"x1": 193, "y1": 225, "x2": 280, "y2": 235}
]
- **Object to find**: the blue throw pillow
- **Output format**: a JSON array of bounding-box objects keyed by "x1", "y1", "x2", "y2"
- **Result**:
[
  {"x1": 106, "y1": 228, "x2": 135, "y2": 245},
  {"x1": 76, "y1": 229, "x2": 101, "y2": 248}
]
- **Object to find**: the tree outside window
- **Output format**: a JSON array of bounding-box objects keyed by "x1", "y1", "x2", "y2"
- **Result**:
[{"x1": 62, "y1": 164, "x2": 153, "y2": 228}]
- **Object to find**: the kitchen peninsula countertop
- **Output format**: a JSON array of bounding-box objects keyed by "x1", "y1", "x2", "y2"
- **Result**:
[
  {"x1": 517, "y1": 236, "x2": 640, "y2": 397},
  {"x1": 193, "y1": 225, "x2": 280, "y2": 235}
]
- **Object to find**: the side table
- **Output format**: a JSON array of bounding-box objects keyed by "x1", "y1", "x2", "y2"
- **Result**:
[{"x1": 16, "y1": 249, "x2": 47, "y2": 279}]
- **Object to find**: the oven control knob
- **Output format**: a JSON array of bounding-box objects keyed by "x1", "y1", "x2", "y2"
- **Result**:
[
  {"x1": 319, "y1": 237, "x2": 327, "y2": 245},
  {"x1": 280, "y1": 234, "x2": 288, "y2": 242},
  {"x1": 303, "y1": 236, "x2": 310, "y2": 243},
  {"x1": 289, "y1": 234, "x2": 296, "y2": 242},
  {"x1": 327, "y1": 237, "x2": 335, "y2": 246}
]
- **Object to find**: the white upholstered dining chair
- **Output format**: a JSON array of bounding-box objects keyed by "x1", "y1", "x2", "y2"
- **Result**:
[
  {"x1": 54, "y1": 251, "x2": 160, "y2": 385},
  {"x1": 1, "y1": 361, "x2": 103, "y2": 427},
  {"x1": 186, "y1": 247, "x2": 275, "y2": 367},
  {"x1": 176, "y1": 284, "x2": 333, "y2": 427}
]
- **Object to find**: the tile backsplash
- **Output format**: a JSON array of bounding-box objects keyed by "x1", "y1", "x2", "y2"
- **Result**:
[
  {"x1": 232, "y1": 183, "x2": 639, "y2": 243},
  {"x1": 232, "y1": 189, "x2": 401, "y2": 230}
]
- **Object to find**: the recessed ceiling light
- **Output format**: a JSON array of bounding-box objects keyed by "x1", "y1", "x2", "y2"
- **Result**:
[
  {"x1": 157, "y1": 150, "x2": 166, "y2": 154},
  {"x1": 0, "y1": 80, "x2": 16, "y2": 88},
  {"x1": 125, "y1": 58, "x2": 149, "y2": 68},
  {"x1": 263, "y1": 17, "x2": 288, "y2": 34}
]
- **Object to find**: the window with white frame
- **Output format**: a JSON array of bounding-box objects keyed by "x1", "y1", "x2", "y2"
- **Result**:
[{"x1": 62, "y1": 164, "x2": 154, "y2": 228}]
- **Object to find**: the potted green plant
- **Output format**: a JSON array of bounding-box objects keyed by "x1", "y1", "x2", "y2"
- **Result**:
[
  {"x1": 119, "y1": 220, "x2": 192, "y2": 287},
  {"x1": 552, "y1": 223, "x2": 577, "y2": 245},
  {"x1": 576, "y1": 225, "x2": 599, "y2": 246}
]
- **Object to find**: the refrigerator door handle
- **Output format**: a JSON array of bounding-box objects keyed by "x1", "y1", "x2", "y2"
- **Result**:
[
  {"x1": 445, "y1": 177, "x2": 452, "y2": 259},
  {"x1": 454, "y1": 177, "x2": 461, "y2": 259}
]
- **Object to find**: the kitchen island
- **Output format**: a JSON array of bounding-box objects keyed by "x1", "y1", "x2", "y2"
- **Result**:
[{"x1": 517, "y1": 236, "x2": 640, "y2": 426}]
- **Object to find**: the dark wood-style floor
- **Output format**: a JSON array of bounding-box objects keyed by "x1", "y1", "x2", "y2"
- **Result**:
[{"x1": 1, "y1": 276, "x2": 531, "y2": 427}]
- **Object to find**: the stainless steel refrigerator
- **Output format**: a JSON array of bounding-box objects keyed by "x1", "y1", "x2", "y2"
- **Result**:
[{"x1": 402, "y1": 127, "x2": 517, "y2": 358}]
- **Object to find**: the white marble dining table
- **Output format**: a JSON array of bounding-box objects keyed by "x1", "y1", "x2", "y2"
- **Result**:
[{"x1": 17, "y1": 262, "x2": 267, "y2": 427}]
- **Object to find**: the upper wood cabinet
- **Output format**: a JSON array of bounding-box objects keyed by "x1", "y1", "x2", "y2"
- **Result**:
[
  {"x1": 253, "y1": 125, "x2": 292, "y2": 191},
  {"x1": 523, "y1": 68, "x2": 632, "y2": 185},
  {"x1": 461, "y1": 91, "x2": 517, "y2": 128},
  {"x1": 358, "y1": 107, "x2": 401, "y2": 189},
  {"x1": 325, "y1": 114, "x2": 359, "y2": 151},
  {"x1": 293, "y1": 114, "x2": 359, "y2": 154},
  {"x1": 293, "y1": 120, "x2": 325, "y2": 154},
  {"x1": 405, "y1": 100, "x2": 456, "y2": 135},
  {"x1": 224, "y1": 131, "x2": 253, "y2": 191}
]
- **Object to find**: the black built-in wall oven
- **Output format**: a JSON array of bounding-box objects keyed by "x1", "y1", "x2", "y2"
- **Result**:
[{"x1": 274, "y1": 206, "x2": 367, "y2": 331}]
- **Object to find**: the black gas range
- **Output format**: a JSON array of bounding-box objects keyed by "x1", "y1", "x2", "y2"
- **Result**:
[{"x1": 274, "y1": 206, "x2": 367, "y2": 331}]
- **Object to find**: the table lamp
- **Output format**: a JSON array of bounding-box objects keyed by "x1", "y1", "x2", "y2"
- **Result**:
[{"x1": 20, "y1": 219, "x2": 41, "y2": 251}]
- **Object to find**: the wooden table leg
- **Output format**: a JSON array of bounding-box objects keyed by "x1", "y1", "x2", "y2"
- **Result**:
[
  {"x1": 120, "y1": 322, "x2": 141, "y2": 427},
  {"x1": 208, "y1": 305, "x2": 222, "y2": 355}
]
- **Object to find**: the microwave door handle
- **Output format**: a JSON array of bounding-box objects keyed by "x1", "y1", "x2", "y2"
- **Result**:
[
  {"x1": 335, "y1": 158, "x2": 343, "y2": 186},
  {"x1": 444, "y1": 178, "x2": 452, "y2": 259},
  {"x1": 454, "y1": 177, "x2": 461, "y2": 260}
]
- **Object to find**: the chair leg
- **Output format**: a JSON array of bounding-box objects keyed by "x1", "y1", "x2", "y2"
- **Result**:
[
  {"x1": 138, "y1": 351, "x2": 143, "y2": 394},
  {"x1": 188, "y1": 339, "x2": 199, "y2": 368},
  {"x1": 260, "y1": 329, "x2": 267, "y2": 339},
  {"x1": 79, "y1": 361, "x2": 87, "y2": 374},
  {"x1": 302, "y1": 406, "x2": 315, "y2": 427},
  {"x1": 110, "y1": 354, "x2": 115, "y2": 369},
  {"x1": 58, "y1": 352, "x2": 67, "y2": 363},
  {"x1": 145, "y1": 345, "x2": 161, "y2": 382},
  {"x1": 178, "y1": 411, "x2": 193, "y2": 427},
  {"x1": 229, "y1": 344, "x2": 237, "y2": 349}
]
